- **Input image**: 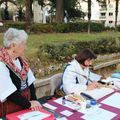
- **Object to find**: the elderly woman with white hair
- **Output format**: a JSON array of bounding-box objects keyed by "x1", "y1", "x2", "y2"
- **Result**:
[{"x1": 0, "y1": 28, "x2": 41, "y2": 117}]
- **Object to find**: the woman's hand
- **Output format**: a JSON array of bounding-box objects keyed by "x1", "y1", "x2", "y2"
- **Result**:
[
  {"x1": 87, "y1": 81, "x2": 103, "y2": 90},
  {"x1": 30, "y1": 100, "x2": 42, "y2": 111}
]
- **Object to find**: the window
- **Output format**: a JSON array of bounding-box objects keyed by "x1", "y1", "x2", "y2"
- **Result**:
[
  {"x1": 109, "y1": 21, "x2": 113, "y2": 24},
  {"x1": 109, "y1": 13, "x2": 113, "y2": 16},
  {"x1": 101, "y1": 13, "x2": 106, "y2": 16}
]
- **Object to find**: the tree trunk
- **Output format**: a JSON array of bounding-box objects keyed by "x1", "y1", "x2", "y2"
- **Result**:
[
  {"x1": 30, "y1": 0, "x2": 33, "y2": 17},
  {"x1": 4, "y1": 0, "x2": 9, "y2": 20},
  {"x1": 88, "y1": 0, "x2": 91, "y2": 34},
  {"x1": 115, "y1": 0, "x2": 119, "y2": 31},
  {"x1": 25, "y1": 0, "x2": 32, "y2": 29},
  {"x1": 55, "y1": 0, "x2": 64, "y2": 23},
  {"x1": 18, "y1": 7, "x2": 23, "y2": 21}
]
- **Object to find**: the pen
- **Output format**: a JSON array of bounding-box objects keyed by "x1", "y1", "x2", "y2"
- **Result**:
[
  {"x1": 63, "y1": 97, "x2": 74, "y2": 103},
  {"x1": 62, "y1": 96, "x2": 79, "y2": 104}
]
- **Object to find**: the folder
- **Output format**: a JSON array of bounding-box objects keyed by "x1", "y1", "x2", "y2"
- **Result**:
[
  {"x1": 6, "y1": 107, "x2": 54, "y2": 120},
  {"x1": 111, "y1": 73, "x2": 120, "y2": 79}
]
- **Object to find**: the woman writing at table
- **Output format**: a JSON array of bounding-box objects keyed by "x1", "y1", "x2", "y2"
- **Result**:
[
  {"x1": 0, "y1": 28, "x2": 41, "y2": 117},
  {"x1": 61, "y1": 48, "x2": 103, "y2": 95}
]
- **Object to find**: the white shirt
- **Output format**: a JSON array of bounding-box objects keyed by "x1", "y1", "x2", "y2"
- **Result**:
[
  {"x1": 62, "y1": 59, "x2": 101, "y2": 94},
  {"x1": 0, "y1": 58, "x2": 35, "y2": 102}
]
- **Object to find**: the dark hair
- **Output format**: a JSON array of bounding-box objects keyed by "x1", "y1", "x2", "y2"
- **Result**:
[{"x1": 75, "y1": 48, "x2": 97, "y2": 64}]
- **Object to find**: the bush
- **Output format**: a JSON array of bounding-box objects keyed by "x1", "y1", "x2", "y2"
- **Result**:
[
  {"x1": 37, "y1": 36, "x2": 120, "y2": 63},
  {"x1": 4, "y1": 21, "x2": 26, "y2": 30},
  {"x1": 0, "y1": 21, "x2": 26, "y2": 33},
  {"x1": 117, "y1": 25, "x2": 120, "y2": 31},
  {"x1": 31, "y1": 22, "x2": 105, "y2": 33},
  {"x1": 0, "y1": 21, "x2": 105, "y2": 33},
  {"x1": 90, "y1": 22, "x2": 105, "y2": 32},
  {"x1": 37, "y1": 42, "x2": 76, "y2": 62},
  {"x1": 31, "y1": 23, "x2": 54, "y2": 33}
]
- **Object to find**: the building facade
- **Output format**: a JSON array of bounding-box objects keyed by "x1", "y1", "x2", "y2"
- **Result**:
[{"x1": 99, "y1": 0, "x2": 120, "y2": 27}]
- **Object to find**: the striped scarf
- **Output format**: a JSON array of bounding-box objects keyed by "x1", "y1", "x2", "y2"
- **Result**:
[{"x1": 0, "y1": 48, "x2": 29, "y2": 80}]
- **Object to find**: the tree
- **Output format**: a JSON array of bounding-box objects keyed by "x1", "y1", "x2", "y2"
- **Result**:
[
  {"x1": 38, "y1": 0, "x2": 84, "y2": 23},
  {"x1": 82, "y1": 0, "x2": 92, "y2": 34},
  {"x1": 38, "y1": 0, "x2": 64, "y2": 23},
  {"x1": 14, "y1": 0, "x2": 25, "y2": 21},
  {"x1": 0, "y1": 0, "x2": 16, "y2": 20},
  {"x1": 4, "y1": 0, "x2": 9, "y2": 20},
  {"x1": 88, "y1": 0, "x2": 91, "y2": 34},
  {"x1": 115, "y1": 0, "x2": 119, "y2": 31},
  {"x1": 25, "y1": 0, "x2": 32, "y2": 27},
  {"x1": 65, "y1": 0, "x2": 85, "y2": 21},
  {"x1": 55, "y1": 0, "x2": 64, "y2": 23}
]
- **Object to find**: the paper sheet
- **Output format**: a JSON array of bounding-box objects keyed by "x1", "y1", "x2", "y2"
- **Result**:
[
  {"x1": 54, "y1": 98, "x2": 81, "y2": 110},
  {"x1": 101, "y1": 92, "x2": 120, "y2": 109},
  {"x1": 81, "y1": 108, "x2": 117, "y2": 120},
  {"x1": 78, "y1": 104, "x2": 101, "y2": 114},
  {"x1": 56, "y1": 117, "x2": 68, "y2": 120},
  {"x1": 17, "y1": 111, "x2": 50, "y2": 120},
  {"x1": 60, "y1": 110, "x2": 73, "y2": 117},
  {"x1": 102, "y1": 77, "x2": 120, "y2": 83},
  {"x1": 43, "y1": 103, "x2": 57, "y2": 110},
  {"x1": 80, "y1": 87, "x2": 114, "y2": 100}
]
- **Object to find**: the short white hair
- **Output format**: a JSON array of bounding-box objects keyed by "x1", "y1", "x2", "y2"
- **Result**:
[{"x1": 3, "y1": 28, "x2": 28, "y2": 47}]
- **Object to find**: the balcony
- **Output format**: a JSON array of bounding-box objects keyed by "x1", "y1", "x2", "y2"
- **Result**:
[
  {"x1": 99, "y1": 16, "x2": 106, "y2": 19},
  {"x1": 100, "y1": 7, "x2": 107, "y2": 11}
]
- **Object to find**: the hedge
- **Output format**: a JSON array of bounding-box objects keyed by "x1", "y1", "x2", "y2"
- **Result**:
[
  {"x1": 31, "y1": 22, "x2": 105, "y2": 33},
  {"x1": 37, "y1": 36, "x2": 120, "y2": 62},
  {"x1": 0, "y1": 21, "x2": 105, "y2": 33}
]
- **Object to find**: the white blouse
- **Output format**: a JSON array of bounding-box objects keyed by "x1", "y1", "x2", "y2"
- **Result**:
[
  {"x1": 62, "y1": 59, "x2": 101, "y2": 94},
  {"x1": 0, "y1": 58, "x2": 35, "y2": 102}
]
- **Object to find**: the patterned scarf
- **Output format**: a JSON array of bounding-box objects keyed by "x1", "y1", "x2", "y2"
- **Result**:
[{"x1": 0, "y1": 48, "x2": 29, "y2": 80}]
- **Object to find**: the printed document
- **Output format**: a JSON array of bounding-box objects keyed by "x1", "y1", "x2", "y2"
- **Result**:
[
  {"x1": 79, "y1": 87, "x2": 114, "y2": 100},
  {"x1": 101, "y1": 92, "x2": 120, "y2": 109},
  {"x1": 81, "y1": 108, "x2": 117, "y2": 120},
  {"x1": 43, "y1": 103, "x2": 57, "y2": 110},
  {"x1": 17, "y1": 111, "x2": 50, "y2": 120},
  {"x1": 54, "y1": 98, "x2": 81, "y2": 110}
]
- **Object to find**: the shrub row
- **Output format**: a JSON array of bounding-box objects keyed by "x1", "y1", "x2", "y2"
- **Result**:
[
  {"x1": 3, "y1": 21, "x2": 120, "y2": 33},
  {"x1": 0, "y1": 21, "x2": 26, "y2": 33},
  {"x1": 37, "y1": 36, "x2": 120, "y2": 62},
  {"x1": 0, "y1": 21, "x2": 105, "y2": 33},
  {"x1": 31, "y1": 22, "x2": 105, "y2": 33}
]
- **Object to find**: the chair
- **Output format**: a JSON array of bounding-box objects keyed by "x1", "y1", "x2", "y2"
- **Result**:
[
  {"x1": 50, "y1": 73, "x2": 63, "y2": 96},
  {"x1": 38, "y1": 73, "x2": 62, "y2": 104}
]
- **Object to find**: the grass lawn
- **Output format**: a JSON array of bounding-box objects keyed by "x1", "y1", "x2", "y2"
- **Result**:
[{"x1": 0, "y1": 32, "x2": 120, "y2": 57}]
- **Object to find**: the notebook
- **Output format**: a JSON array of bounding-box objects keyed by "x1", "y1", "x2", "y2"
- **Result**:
[
  {"x1": 79, "y1": 87, "x2": 114, "y2": 100},
  {"x1": 6, "y1": 108, "x2": 54, "y2": 120}
]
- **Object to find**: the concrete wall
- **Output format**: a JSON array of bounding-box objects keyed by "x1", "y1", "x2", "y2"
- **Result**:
[
  {"x1": 35, "y1": 78, "x2": 51, "y2": 99},
  {"x1": 34, "y1": 73, "x2": 62, "y2": 99}
]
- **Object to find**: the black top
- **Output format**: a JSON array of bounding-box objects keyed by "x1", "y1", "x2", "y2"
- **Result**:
[{"x1": 6, "y1": 60, "x2": 37, "y2": 109}]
